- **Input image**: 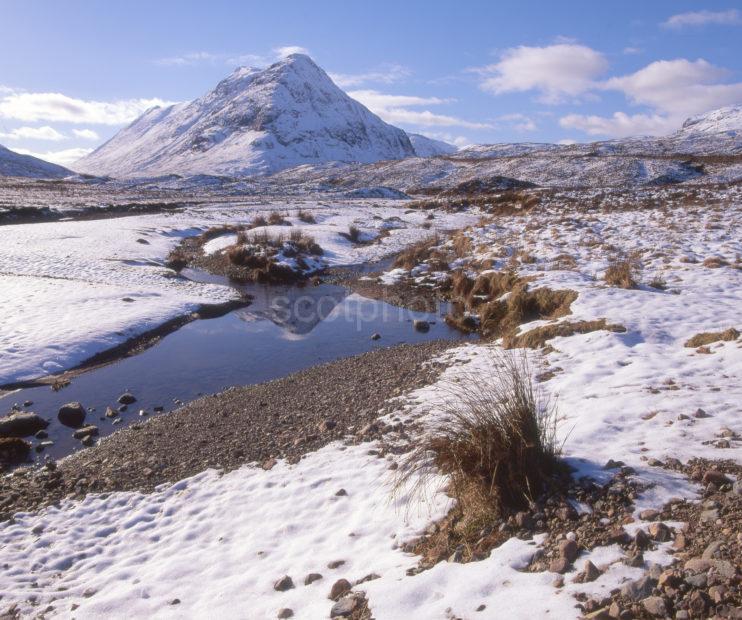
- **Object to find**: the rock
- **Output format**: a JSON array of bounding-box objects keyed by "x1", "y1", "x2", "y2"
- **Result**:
[
  {"x1": 117, "y1": 393, "x2": 137, "y2": 405},
  {"x1": 0, "y1": 412, "x2": 49, "y2": 437},
  {"x1": 515, "y1": 511, "x2": 533, "y2": 529},
  {"x1": 620, "y1": 576, "x2": 655, "y2": 601},
  {"x1": 559, "y1": 538, "x2": 579, "y2": 563},
  {"x1": 603, "y1": 459, "x2": 624, "y2": 469},
  {"x1": 304, "y1": 573, "x2": 323, "y2": 585},
  {"x1": 639, "y1": 509, "x2": 659, "y2": 521},
  {"x1": 684, "y1": 558, "x2": 712, "y2": 573},
  {"x1": 34, "y1": 430, "x2": 48, "y2": 439},
  {"x1": 576, "y1": 560, "x2": 601, "y2": 583},
  {"x1": 693, "y1": 408, "x2": 709, "y2": 418},
  {"x1": 648, "y1": 522, "x2": 671, "y2": 542},
  {"x1": 685, "y1": 572, "x2": 707, "y2": 588},
  {"x1": 73, "y1": 425, "x2": 99, "y2": 440},
  {"x1": 700, "y1": 508, "x2": 719, "y2": 523},
  {"x1": 702, "y1": 540, "x2": 724, "y2": 559},
  {"x1": 449, "y1": 545, "x2": 465, "y2": 563},
  {"x1": 709, "y1": 585, "x2": 727, "y2": 604},
  {"x1": 328, "y1": 578, "x2": 351, "y2": 601},
  {"x1": 273, "y1": 575, "x2": 294, "y2": 592},
  {"x1": 687, "y1": 590, "x2": 708, "y2": 617},
  {"x1": 105, "y1": 407, "x2": 118, "y2": 418},
  {"x1": 262, "y1": 458, "x2": 277, "y2": 470},
  {"x1": 327, "y1": 560, "x2": 345, "y2": 569},
  {"x1": 0, "y1": 437, "x2": 31, "y2": 465},
  {"x1": 549, "y1": 557, "x2": 571, "y2": 574},
  {"x1": 624, "y1": 550, "x2": 644, "y2": 568},
  {"x1": 58, "y1": 402, "x2": 86, "y2": 428},
  {"x1": 641, "y1": 596, "x2": 667, "y2": 617},
  {"x1": 702, "y1": 470, "x2": 732, "y2": 486},
  {"x1": 583, "y1": 608, "x2": 611, "y2": 620},
  {"x1": 413, "y1": 320, "x2": 430, "y2": 333},
  {"x1": 733, "y1": 480, "x2": 741, "y2": 495},
  {"x1": 319, "y1": 419, "x2": 337, "y2": 432},
  {"x1": 277, "y1": 609, "x2": 294, "y2": 619},
  {"x1": 81, "y1": 435, "x2": 95, "y2": 447},
  {"x1": 634, "y1": 528, "x2": 651, "y2": 549},
  {"x1": 371, "y1": 333, "x2": 381, "y2": 340},
  {"x1": 330, "y1": 595, "x2": 358, "y2": 618}
]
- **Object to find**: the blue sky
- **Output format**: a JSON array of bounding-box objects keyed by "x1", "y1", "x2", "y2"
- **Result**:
[{"x1": 1, "y1": 0, "x2": 741, "y2": 165}]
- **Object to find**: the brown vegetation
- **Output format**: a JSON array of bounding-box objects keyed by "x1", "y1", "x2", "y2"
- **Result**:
[
  {"x1": 503, "y1": 319, "x2": 627, "y2": 349},
  {"x1": 393, "y1": 235, "x2": 441, "y2": 270},
  {"x1": 296, "y1": 209, "x2": 316, "y2": 224},
  {"x1": 397, "y1": 352, "x2": 563, "y2": 535},
  {"x1": 604, "y1": 257, "x2": 640, "y2": 289},
  {"x1": 684, "y1": 328, "x2": 740, "y2": 348}
]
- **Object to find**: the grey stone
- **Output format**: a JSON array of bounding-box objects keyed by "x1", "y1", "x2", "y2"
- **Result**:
[
  {"x1": 620, "y1": 576, "x2": 655, "y2": 601},
  {"x1": 0, "y1": 412, "x2": 48, "y2": 437},
  {"x1": 330, "y1": 595, "x2": 358, "y2": 618},
  {"x1": 642, "y1": 596, "x2": 667, "y2": 617}
]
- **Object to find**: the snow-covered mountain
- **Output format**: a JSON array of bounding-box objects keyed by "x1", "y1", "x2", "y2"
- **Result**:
[
  {"x1": 75, "y1": 54, "x2": 416, "y2": 178},
  {"x1": 407, "y1": 133, "x2": 457, "y2": 157},
  {"x1": 0, "y1": 144, "x2": 72, "y2": 179}
]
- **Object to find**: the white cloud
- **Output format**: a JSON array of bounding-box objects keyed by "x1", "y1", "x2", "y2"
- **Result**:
[
  {"x1": 559, "y1": 112, "x2": 676, "y2": 137},
  {"x1": 604, "y1": 58, "x2": 742, "y2": 119},
  {"x1": 0, "y1": 92, "x2": 174, "y2": 125},
  {"x1": 662, "y1": 9, "x2": 742, "y2": 29},
  {"x1": 329, "y1": 64, "x2": 411, "y2": 88},
  {"x1": 0, "y1": 125, "x2": 66, "y2": 141},
  {"x1": 415, "y1": 131, "x2": 470, "y2": 148},
  {"x1": 273, "y1": 46, "x2": 309, "y2": 58},
  {"x1": 155, "y1": 51, "x2": 223, "y2": 67},
  {"x1": 14, "y1": 147, "x2": 93, "y2": 167},
  {"x1": 560, "y1": 57, "x2": 742, "y2": 138},
  {"x1": 348, "y1": 89, "x2": 491, "y2": 129},
  {"x1": 623, "y1": 47, "x2": 642, "y2": 55},
  {"x1": 476, "y1": 44, "x2": 608, "y2": 103},
  {"x1": 72, "y1": 128, "x2": 100, "y2": 140}
]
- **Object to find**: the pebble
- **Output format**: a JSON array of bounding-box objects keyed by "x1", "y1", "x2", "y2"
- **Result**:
[
  {"x1": 328, "y1": 578, "x2": 351, "y2": 601},
  {"x1": 273, "y1": 575, "x2": 294, "y2": 592}
]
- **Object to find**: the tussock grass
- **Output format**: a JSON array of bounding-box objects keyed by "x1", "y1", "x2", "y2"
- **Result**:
[
  {"x1": 604, "y1": 257, "x2": 640, "y2": 289},
  {"x1": 393, "y1": 235, "x2": 440, "y2": 270},
  {"x1": 684, "y1": 327, "x2": 739, "y2": 348},
  {"x1": 503, "y1": 318, "x2": 627, "y2": 349},
  {"x1": 339, "y1": 224, "x2": 362, "y2": 243},
  {"x1": 702, "y1": 256, "x2": 728, "y2": 268},
  {"x1": 296, "y1": 209, "x2": 316, "y2": 224},
  {"x1": 249, "y1": 214, "x2": 268, "y2": 228},
  {"x1": 267, "y1": 212, "x2": 290, "y2": 226},
  {"x1": 397, "y1": 352, "x2": 563, "y2": 521}
]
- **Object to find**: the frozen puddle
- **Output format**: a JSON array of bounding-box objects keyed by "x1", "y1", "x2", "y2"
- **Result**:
[{"x1": 2, "y1": 278, "x2": 471, "y2": 463}]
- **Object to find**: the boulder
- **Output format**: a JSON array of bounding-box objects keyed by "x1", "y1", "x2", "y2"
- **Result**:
[
  {"x1": 273, "y1": 575, "x2": 294, "y2": 592},
  {"x1": 0, "y1": 437, "x2": 31, "y2": 465},
  {"x1": 58, "y1": 402, "x2": 86, "y2": 428},
  {"x1": 328, "y1": 578, "x2": 351, "y2": 601},
  {"x1": 413, "y1": 320, "x2": 430, "y2": 333},
  {"x1": 0, "y1": 412, "x2": 48, "y2": 437},
  {"x1": 117, "y1": 393, "x2": 137, "y2": 405}
]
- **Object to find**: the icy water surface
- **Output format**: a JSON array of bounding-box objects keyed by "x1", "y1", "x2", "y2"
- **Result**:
[{"x1": 2, "y1": 275, "x2": 472, "y2": 463}]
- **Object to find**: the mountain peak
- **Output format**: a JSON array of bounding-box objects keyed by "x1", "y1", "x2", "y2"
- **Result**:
[{"x1": 75, "y1": 56, "x2": 415, "y2": 178}]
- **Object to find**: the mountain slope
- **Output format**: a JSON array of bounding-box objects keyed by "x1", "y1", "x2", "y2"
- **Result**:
[
  {"x1": 0, "y1": 145, "x2": 72, "y2": 179},
  {"x1": 407, "y1": 133, "x2": 457, "y2": 157},
  {"x1": 74, "y1": 55, "x2": 415, "y2": 178}
]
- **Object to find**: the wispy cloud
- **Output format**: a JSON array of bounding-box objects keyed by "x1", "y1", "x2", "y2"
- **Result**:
[
  {"x1": 662, "y1": 9, "x2": 742, "y2": 29},
  {"x1": 0, "y1": 91, "x2": 174, "y2": 125},
  {"x1": 330, "y1": 64, "x2": 411, "y2": 88},
  {"x1": 273, "y1": 45, "x2": 309, "y2": 58},
  {"x1": 0, "y1": 125, "x2": 66, "y2": 141},
  {"x1": 13, "y1": 146, "x2": 93, "y2": 167},
  {"x1": 348, "y1": 89, "x2": 491, "y2": 129},
  {"x1": 154, "y1": 51, "x2": 225, "y2": 67},
  {"x1": 155, "y1": 46, "x2": 310, "y2": 69},
  {"x1": 72, "y1": 128, "x2": 100, "y2": 140}
]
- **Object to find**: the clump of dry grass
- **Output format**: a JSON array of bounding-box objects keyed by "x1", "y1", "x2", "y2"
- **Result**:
[
  {"x1": 452, "y1": 231, "x2": 473, "y2": 258},
  {"x1": 397, "y1": 352, "x2": 563, "y2": 522},
  {"x1": 287, "y1": 228, "x2": 323, "y2": 256},
  {"x1": 393, "y1": 235, "x2": 440, "y2": 270},
  {"x1": 702, "y1": 256, "x2": 728, "y2": 268},
  {"x1": 503, "y1": 318, "x2": 627, "y2": 349},
  {"x1": 604, "y1": 257, "x2": 640, "y2": 289},
  {"x1": 684, "y1": 327, "x2": 739, "y2": 348},
  {"x1": 339, "y1": 224, "x2": 362, "y2": 243},
  {"x1": 165, "y1": 247, "x2": 189, "y2": 271},
  {"x1": 648, "y1": 274, "x2": 667, "y2": 290},
  {"x1": 268, "y1": 212, "x2": 290, "y2": 226},
  {"x1": 249, "y1": 214, "x2": 268, "y2": 228},
  {"x1": 296, "y1": 209, "x2": 316, "y2": 224}
]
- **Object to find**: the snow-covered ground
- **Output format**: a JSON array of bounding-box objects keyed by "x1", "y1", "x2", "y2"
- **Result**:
[
  {"x1": 0, "y1": 201, "x2": 475, "y2": 384},
  {"x1": 0, "y1": 195, "x2": 739, "y2": 618}
]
